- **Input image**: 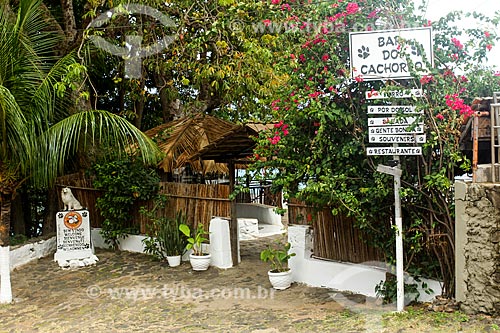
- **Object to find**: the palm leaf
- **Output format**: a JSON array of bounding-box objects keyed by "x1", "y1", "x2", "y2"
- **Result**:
[{"x1": 31, "y1": 110, "x2": 162, "y2": 188}]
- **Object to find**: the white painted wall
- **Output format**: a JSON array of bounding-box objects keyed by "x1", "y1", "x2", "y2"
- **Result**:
[
  {"x1": 236, "y1": 203, "x2": 283, "y2": 226},
  {"x1": 10, "y1": 237, "x2": 56, "y2": 271},
  {"x1": 288, "y1": 225, "x2": 442, "y2": 302}
]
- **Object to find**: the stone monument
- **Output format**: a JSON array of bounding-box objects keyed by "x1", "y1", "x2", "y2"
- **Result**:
[{"x1": 54, "y1": 187, "x2": 98, "y2": 268}]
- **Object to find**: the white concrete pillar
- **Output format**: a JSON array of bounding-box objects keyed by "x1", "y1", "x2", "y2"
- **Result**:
[
  {"x1": 0, "y1": 246, "x2": 12, "y2": 303},
  {"x1": 209, "y1": 217, "x2": 233, "y2": 268},
  {"x1": 288, "y1": 224, "x2": 313, "y2": 282}
]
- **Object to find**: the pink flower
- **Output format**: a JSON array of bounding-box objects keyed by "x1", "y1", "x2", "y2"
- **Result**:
[
  {"x1": 486, "y1": 44, "x2": 493, "y2": 51},
  {"x1": 494, "y1": 71, "x2": 500, "y2": 77},
  {"x1": 322, "y1": 54, "x2": 330, "y2": 61},
  {"x1": 451, "y1": 38, "x2": 463, "y2": 50},
  {"x1": 451, "y1": 53, "x2": 459, "y2": 61},
  {"x1": 281, "y1": 3, "x2": 291, "y2": 10},
  {"x1": 263, "y1": 19, "x2": 271, "y2": 26},
  {"x1": 485, "y1": 31, "x2": 491, "y2": 38},
  {"x1": 424, "y1": 20, "x2": 432, "y2": 27},
  {"x1": 274, "y1": 120, "x2": 284, "y2": 128},
  {"x1": 346, "y1": 2, "x2": 359, "y2": 15},
  {"x1": 420, "y1": 75, "x2": 433, "y2": 85},
  {"x1": 367, "y1": 10, "x2": 378, "y2": 19},
  {"x1": 355, "y1": 75, "x2": 364, "y2": 82},
  {"x1": 436, "y1": 114, "x2": 444, "y2": 120},
  {"x1": 271, "y1": 0, "x2": 280, "y2": 4}
]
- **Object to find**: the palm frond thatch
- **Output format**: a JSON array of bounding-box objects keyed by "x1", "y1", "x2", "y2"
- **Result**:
[{"x1": 144, "y1": 114, "x2": 236, "y2": 174}]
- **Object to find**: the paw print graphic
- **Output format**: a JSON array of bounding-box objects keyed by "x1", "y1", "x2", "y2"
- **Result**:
[
  {"x1": 358, "y1": 45, "x2": 370, "y2": 59},
  {"x1": 411, "y1": 45, "x2": 421, "y2": 56}
]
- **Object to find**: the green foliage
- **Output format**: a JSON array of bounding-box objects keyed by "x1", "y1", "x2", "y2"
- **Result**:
[
  {"x1": 260, "y1": 238, "x2": 296, "y2": 273},
  {"x1": 90, "y1": 158, "x2": 160, "y2": 248},
  {"x1": 9, "y1": 234, "x2": 28, "y2": 246},
  {"x1": 179, "y1": 223, "x2": 209, "y2": 256},
  {"x1": 141, "y1": 197, "x2": 188, "y2": 259},
  {"x1": 375, "y1": 275, "x2": 433, "y2": 305}
]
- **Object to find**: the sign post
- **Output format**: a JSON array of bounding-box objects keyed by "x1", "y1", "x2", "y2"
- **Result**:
[
  {"x1": 350, "y1": 26, "x2": 433, "y2": 312},
  {"x1": 376, "y1": 164, "x2": 404, "y2": 312}
]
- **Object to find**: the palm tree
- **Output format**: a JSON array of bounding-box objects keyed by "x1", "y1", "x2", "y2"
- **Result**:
[{"x1": 0, "y1": 0, "x2": 161, "y2": 303}]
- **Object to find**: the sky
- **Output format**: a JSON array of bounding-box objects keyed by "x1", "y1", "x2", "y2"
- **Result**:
[{"x1": 421, "y1": 0, "x2": 500, "y2": 69}]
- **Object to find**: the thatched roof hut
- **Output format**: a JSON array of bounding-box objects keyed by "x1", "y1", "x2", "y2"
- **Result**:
[{"x1": 144, "y1": 114, "x2": 275, "y2": 175}]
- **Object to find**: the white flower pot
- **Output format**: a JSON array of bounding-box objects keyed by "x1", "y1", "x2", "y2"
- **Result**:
[
  {"x1": 189, "y1": 253, "x2": 211, "y2": 271},
  {"x1": 268, "y1": 269, "x2": 293, "y2": 290},
  {"x1": 166, "y1": 255, "x2": 181, "y2": 267}
]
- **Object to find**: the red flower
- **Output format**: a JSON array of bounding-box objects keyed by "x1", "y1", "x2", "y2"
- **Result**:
[
  {"x1": 485, "y1": 31, "x2": 491, "y2": 38},
  {"x1": 451, "y1": 38, "x2": 463, "y2": 50},
  {"x1": 355, "y1": 75, "x2": 364, "y2": 83},
  {"x1": 322, "y1": 54, "x2": 330, "y2": 61},
  {"x1": 271, "y1": 0, "x2": 280, "y2": 4},
  {"x1": 367, "y1": 10, "x2": 378, "y2": 19},
  {"x1": 436, "y1": 114, "x2": 444, "y2": 120},
  {"x1": 486, "y1": 44, "x2": 493, "y2": 51},
  {"x1": 420, "y1": 75, "x2": 433, "y2": 85},
  {"x1": 346, "y1": 2, "x2": 359, "y2": 15}
]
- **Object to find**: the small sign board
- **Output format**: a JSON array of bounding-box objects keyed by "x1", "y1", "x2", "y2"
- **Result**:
[
  {"x1": 367, "y1": 147, "x2": 422, "y2": 156},
  {"x1": 369, "y1": 134, "x2": 426, "y2": 143},
  {"x1": 368, "y1": 116, "x2": 422, "y2": 127},
  {"x1": 54, "y1": 210, "x2": 98, "y2": 268},
  {"x1": 366, "y1": 89, "x2": 423, "y2": 100},
  {"x1": 350, "y1": 27, "x2": 433, "y2": 80},
  {"x1": 369, "y1": 125, "x2": 424, "y2": 135},
  {"x1": 367, "y1": 105, "x2": 421, "y2": 114}
]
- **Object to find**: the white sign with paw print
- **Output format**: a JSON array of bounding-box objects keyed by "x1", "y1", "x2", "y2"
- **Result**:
[{"x1": 349, "y1": 27, "x2": 433, "y2": 81}]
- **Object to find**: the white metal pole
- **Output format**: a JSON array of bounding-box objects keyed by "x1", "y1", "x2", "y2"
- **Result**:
[{"x1": 394, "y1": 171, "x2": 404, "y2": 312}]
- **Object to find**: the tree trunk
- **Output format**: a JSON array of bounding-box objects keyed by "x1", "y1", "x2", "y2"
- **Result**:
[
  {"x1": 133, "y1": 75, "x2": 146, "y2": 130},
  {"x1": 11, "y1": 192, "x2": 25, "y2": 237},
  {"x1": 42, "y1": 187, "x2": 58, "y2": 236},
  {"x1": 0, "y1": 192, "x2": 12, "y2": 303},
  {"x1": 60, "y1": 0, "x2": 78, "y2": 52}
]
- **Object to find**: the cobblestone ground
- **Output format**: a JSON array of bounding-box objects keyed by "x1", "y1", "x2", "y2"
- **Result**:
[
  {"x1": 0, "y1": 236, "x2": 352, "y2": 332},
  {"x1": 1, "y1": 235, "x2": 499, "y2": 332}
]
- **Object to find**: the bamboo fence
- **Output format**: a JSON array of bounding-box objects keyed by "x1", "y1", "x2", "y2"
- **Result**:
[
  {"x1": 56, "y1": 174, "x2": 231, "y2": 234},
  {"x1": 288, "y1": 198, "x2": 385, "y2": 263}
]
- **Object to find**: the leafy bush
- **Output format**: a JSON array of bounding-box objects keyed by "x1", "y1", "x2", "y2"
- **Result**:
[
  {"x1": 90, "y1": 158, "x2": 160, "y2": 248},
  {"x1": 141, "y1": 197, "x2": 188, "y2": 260}
]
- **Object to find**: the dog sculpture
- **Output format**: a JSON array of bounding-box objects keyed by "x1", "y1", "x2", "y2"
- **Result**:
[{"x1": 61, "y1": 187, "x2": 83, "y2": 210}]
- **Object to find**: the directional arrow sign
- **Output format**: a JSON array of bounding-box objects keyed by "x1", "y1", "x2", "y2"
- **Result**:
[
  {"x1": 367, "y1": 106, "x2": 422, "y2": 114},
  {"x1": 366, "y1": 89, "x2": 423, "y2": 100},
  {"x1": 367, "y1": 147, "x2": 422, "y2": 156},
  {"x1": 369, "y1": 134, "x2": 426, "y2": 143},
  {"x1": 368, "y1": 116, "x2": 423, "y2": 127},
  {"x1": 369, "y1": 125, "x2": 424, "y2": 135}
]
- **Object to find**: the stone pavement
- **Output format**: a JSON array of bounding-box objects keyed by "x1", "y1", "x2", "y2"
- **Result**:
[{"x1": 0, "y1": 235, "x2": 359, "y2": 333}]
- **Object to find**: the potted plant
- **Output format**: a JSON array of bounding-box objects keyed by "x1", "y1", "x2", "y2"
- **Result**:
[
  {"x1": 260, "y1": 239, "x2": 296, "y2": 290},
  {"x1": 141, "y1": 200, "x2": 187, "y2": 267},
  {"x1": 179, "y1": 223, "x2": 211, "y2": 271}
]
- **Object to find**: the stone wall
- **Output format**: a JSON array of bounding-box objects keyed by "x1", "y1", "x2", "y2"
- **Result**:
[{"x1": 455, "y1": 181, "x2": 500, "y2": 315}]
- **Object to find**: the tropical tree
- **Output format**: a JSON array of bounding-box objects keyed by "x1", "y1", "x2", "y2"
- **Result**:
[{"x1": 0, "y1": 0, "x2": 161, "y2": 303}]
